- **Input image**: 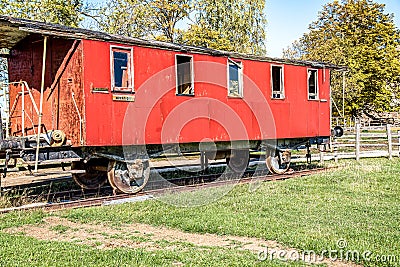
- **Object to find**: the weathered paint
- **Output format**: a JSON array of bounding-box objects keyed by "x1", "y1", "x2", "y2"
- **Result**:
[
  {"x1": 8, "y1": 36, "x2": 331, "y2": 148},
  {"x1": 81, "y1": 39, "x2": 331, "y2": 147},
  {"x1": 8, "y1": 35, "x2": 84, "y2": 145}
]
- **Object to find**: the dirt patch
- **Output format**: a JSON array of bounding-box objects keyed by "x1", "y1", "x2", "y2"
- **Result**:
[{"x1": 3, "y1": 216, "x2": 361, "y2": 267}]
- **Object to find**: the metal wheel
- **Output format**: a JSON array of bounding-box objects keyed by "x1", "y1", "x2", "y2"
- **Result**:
[
  {"x1": 71, "y1": 161, "x2": 108, "y2": 189},
  {"x1": 266, "y1": 149, "x2": 291, "y2": 174},
  {"x1": 107, "y1": 160, "x2": 150, "y2": 194},
  {"x1": 226, "y1": 149, "x2": 249, "y2": 173}
]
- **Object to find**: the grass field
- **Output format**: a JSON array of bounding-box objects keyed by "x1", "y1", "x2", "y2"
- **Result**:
[{"x1": 0, "y1": 158, "x2": 399, "y2": 266}]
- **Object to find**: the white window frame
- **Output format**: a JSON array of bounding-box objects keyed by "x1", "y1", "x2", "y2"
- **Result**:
[
  {"x1": 270, "y1": 64, "x2": 285, "y2": 99},
  {"x1": 307, "y1": 68, "x2": 319, "y2": 100},
  {"x1": 110, "y1": 45, "x2": 134, "y2": 93},
  {"x1": 227, "y1": 58, "x2": 243, "y2": 98},
  {"x1": 175, "y1": 54, "x2": 194, "y2": 96}
]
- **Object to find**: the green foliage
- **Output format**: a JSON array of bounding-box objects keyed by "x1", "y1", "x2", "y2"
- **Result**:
[
  {"x1": 98, "y1": 0, "x2": 192, "y2": 42},
  {"x1": 0, "y1": 0, "x2": 86, "y2": 27},
  {"x1": 96, "y1": 0, "x2": 149, "y2": 38},
  {"x1": 283, "y1": 0, "x2": 400, "y2": 116},
  {"x1": 98, "y1": 0, "x2": 266, "y2": 55},
  {"x1": 182, "y1": 0, "x2": 266, "y2": 54}
]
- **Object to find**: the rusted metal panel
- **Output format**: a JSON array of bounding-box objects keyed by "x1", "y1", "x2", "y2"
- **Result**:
[
  {"x1": 55, "y1": 41, "x2": 85, "y2": 146},
  {"x1": 8, "y1": 35, "x2": 84, "y2": 146}
]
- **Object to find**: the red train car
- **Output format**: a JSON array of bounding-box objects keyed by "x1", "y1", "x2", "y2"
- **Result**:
[{"x1": 0, "y1": 16, "x2": 340, "y2": 193}]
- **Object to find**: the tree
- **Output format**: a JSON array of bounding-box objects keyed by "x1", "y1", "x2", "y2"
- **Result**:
[
  {"x1": 98, "y1": 0, "x2": 267, "y2": 55},
  {"x1": 0, "y1": 0, "x2": 87, "y2": 27},
  {"x1": 283, "y1": 0, "x2": 400, "y2": 117},
  {"x1": 98, "y1": 0, "x2": 192, "y2": 42},
  {"x1": 181, "y1": 0, "x2": 266, "y2": 55},
  {"x1": 147, "y1": 0, "x2": 192, "y2": 42}
]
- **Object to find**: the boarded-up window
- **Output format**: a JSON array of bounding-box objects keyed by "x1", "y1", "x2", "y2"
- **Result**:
[
  {"x1": 308, "y1": 69, "x2": 318, "y2": 100},
  {"x1": 271, "y1": 65, "x2": 284, "y2": 99},
  {"x1": 176, "y1": 55, "x2": 194, "y2": 95},
  {"x1": 112, "y1": 47, "x2": 133, "y2": 92},
  {"x1": 228, "y1": 60, "x2": 243, "y2": 97}
]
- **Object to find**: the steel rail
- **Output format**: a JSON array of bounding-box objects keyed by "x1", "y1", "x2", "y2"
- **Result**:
[{"x1": 0, "y1": 167, "x2": 332, "y2": 214}]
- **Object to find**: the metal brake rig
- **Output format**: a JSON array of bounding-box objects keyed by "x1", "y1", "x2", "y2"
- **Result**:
[
  {"x1": 306, "y1": 142, "x2": 312, "y2": 165},
  {"x1": 331, "y1": 126, "x2": 344, "y2": 138}
]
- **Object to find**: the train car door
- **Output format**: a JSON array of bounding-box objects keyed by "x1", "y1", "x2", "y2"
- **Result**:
[{"x1": 307, "y1": 69, "x2": 319, "y2": 136}]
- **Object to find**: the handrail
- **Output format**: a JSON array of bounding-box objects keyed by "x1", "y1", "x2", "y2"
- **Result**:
[
  {"x1": 8, "y1": 81, "x2": 40, "y2": 115},
  {"x1": 0, "y1": 82, "x2": 9, "y2": 138},
  {"x1": 71, "y1": 91, "x2": 83, "y2": 145},
  {"x1": 35, "y1": 35, "x2": 48, "y2": 172},
  {"x1": 6, "y1": 81, "x2": 40, "y2": 137},
  {"x1": 21, "y1": 82, "x2": 24, "y2": 136}
]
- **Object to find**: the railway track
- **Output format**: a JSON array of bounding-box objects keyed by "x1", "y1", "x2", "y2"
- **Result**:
[{"x1": 0, "y1": 166, "x2": 332, "y2": 214}]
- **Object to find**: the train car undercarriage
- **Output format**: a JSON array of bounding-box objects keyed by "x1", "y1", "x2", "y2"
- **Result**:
[{"x1": 0, "y1": 131, "x2": 330, "y2": 194}]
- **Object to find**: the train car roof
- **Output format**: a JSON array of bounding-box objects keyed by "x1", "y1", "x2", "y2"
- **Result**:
[{"x1": 0, "y1": 15, "x2": 345, "y2": 70}]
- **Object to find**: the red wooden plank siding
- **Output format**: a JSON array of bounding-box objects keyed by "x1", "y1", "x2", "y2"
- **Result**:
[{"x1": 82, "y1": 39, "x2": 331, "y2": 147}]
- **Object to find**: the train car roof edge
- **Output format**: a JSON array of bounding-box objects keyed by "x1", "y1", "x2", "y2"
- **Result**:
[{"x1": 0, "y1": 15, "x2": 346, "y2": 70}]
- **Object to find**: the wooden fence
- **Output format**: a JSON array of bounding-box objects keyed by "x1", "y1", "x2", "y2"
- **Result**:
[
  {"x1": 292, "y1": 123, "x2": 400, "y2": 164},
  {"x1": 330, "y1": 123, "x2": 399, "y2": 162}
]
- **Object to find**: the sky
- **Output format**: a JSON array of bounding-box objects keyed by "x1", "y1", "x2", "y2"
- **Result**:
[
  {"x1": 266, "y1": 0, "x2": 400, "y2": 57},
  {"x1": 87, "y1": 0, "x2": 400, "y2": 57}
]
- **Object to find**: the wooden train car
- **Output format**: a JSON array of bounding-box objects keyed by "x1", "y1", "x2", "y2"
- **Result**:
[{"x1": 0, "y1": 16, "x2": 341, "y2": 193}]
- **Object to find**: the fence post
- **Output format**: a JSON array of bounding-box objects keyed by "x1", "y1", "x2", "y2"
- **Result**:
[
  {"x1": 355, "y1": 122, "x2": 361, "y2": 161},
  {"x1": 333, "y1": 139, "x2": 338, "y2": 163},
  {"x1": 398, "y1": 130, "x2": 400, "y2": 158},
  {"x1": 319, "y1": 145, "x2": 324, "y2": 164},
  {"x1": 387, "y1": 124, "x2": 393, "y2": 160}
]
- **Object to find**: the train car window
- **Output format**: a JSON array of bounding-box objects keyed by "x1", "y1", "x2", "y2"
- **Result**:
[
  {"x1": 111, "y1": 47, "x2": 133, "y2": 92},
  {"x1": 176, "y1": 55, "x2": 194, "y2": 95},
  {"x1": 308, "y1": 69, "x2": 318, "y2": 100},
  {"x1": 228, "y1": 60, "x2": 243, "y2": 97},
  {"x1": 271, "y1": 65, "x2": 284, "y2": 99}
]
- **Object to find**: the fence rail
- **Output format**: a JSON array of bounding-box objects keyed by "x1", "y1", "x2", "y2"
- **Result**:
[
  {"x1": 308, "y1": 123, "x2": 400, "y2": 163},
  {"x1": 332, "y1": 116, "x2": 400, "y2": 130}
]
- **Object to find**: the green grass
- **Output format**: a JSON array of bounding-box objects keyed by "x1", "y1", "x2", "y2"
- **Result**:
[
  {"x1": 0, "y1": 210, "x2": 46, "y2": 230},
  {"x1": 61, "y1": 158, "x2": 400, "y2": 266},
  {"x1": 0, "y1": 231, "x2": 304, "y2": 267},
  {"x1": 50, "y1": 224, "x2": 70, "y2": 234},
  {"x1": 0, "y1": 158, "x2": 399, "y2": 266}
]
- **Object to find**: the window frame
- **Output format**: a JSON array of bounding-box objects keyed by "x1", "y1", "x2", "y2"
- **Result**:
[
  {"x1": 270, "y1": 64, "x2": 285, "y2": 99},
  {"x1": 227, "y1": 58, "x2": 243, "y2": 98},
  {"x1": 307, "y1": 68, "x2": 319, "y2": 100},
  {"x1": 175, "y1": 54, "x2": 195, "y2": 96},
  {"x1": 110, "y1": 46, "x2": 134, "y2": 93}
]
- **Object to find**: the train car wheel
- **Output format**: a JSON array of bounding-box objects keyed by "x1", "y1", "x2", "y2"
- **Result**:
[
  {"x1": 226, "y1": 149, "x2": 249, "y2": 173},
  {"x1": 107, "y1": 160, "x2": 150, "y2": 194},
  {"x1": 71, "y1": 161, "x2": 108, "y2": 189},
  {"x1": 266, "y1": 149, "x2": 291, "y2": 174}
]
